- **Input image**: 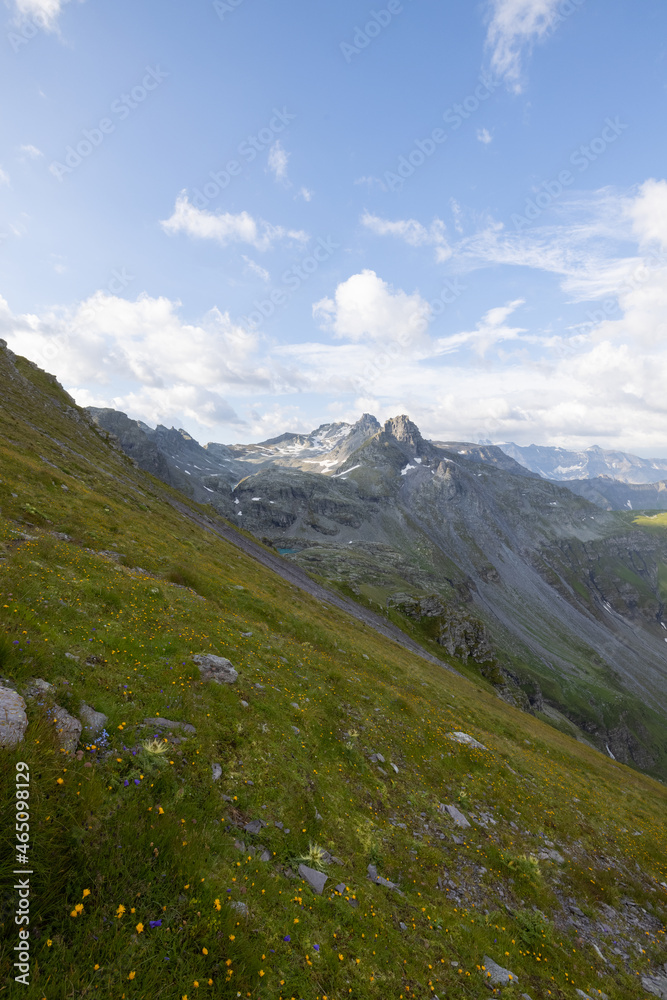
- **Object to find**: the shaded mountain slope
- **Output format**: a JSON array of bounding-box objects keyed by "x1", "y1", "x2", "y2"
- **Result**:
[{"x1": 559, "y1": 475, "x2": 667, "y2": 512}]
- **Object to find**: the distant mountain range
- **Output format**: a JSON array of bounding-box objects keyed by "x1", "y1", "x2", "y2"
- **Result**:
[
  {"x1": 493, "y1": 441, "x2": 667, "y2": 485},
  {"x1": 89, "y1": 406, "x2": 667, "y2": 775}
]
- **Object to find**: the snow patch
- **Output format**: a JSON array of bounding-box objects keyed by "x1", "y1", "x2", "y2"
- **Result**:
[
  {"x1": 401, "y1": 464, "x2": 415, "y2": 476},
  {"x1": 332, "y1": 464, "x2": 362, "y2": 478}
]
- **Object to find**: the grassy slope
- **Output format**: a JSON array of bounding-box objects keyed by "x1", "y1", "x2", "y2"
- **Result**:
[{"x1": 0, "y1": 350, "x2": 665, "y2": 1000}]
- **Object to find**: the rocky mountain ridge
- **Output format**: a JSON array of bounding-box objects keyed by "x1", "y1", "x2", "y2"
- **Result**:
[
  {"x1": 496, "y1": 441, "x2": 667, "y2": 485},
  {"x1": 89, "y1": 407, "x2": 667, "y2": 778}
]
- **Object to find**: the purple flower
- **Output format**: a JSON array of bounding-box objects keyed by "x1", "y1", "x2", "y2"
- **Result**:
[
  {"x1": 134, "y1": 778, "x2": 140, "y2": 785},
  {"x1": 149, "y1": 920, "x2": 162, "y2": 928},
  {"x1": 283, "y1": 935, "x2": 291, "y2": 943},
  {"x1": 313, "y1": 944, "x2": 319, "y2": 951},
  {"x1": 123, "y1": 780, "x2": 129, "y2": 787}
]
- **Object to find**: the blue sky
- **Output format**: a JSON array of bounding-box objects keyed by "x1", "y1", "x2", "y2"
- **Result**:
[{"x1": 2, "y1": 0, "x2": 667, "y2": 453}]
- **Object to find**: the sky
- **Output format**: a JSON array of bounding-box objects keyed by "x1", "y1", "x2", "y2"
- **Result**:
[{"x1": 2, "y1": 0, "x2": 667, "y2": 454}]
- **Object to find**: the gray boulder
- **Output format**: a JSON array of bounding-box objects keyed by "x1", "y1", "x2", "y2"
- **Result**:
[
  {"x1": 0, "y1": 686, "x2": 28, "y2": 747},
  {"x1": 244, "y1": 819, "x2": 266, "y2": 835},
  {"x1": 48, "y1": 704, "x2": 82, "y2": 752},
  {"x1": 367, "y1": 864, "x2": 403, "y2": 894},
  {"x1": 482, "y1": 955, "x2": 519, "y2": 986},
  {"x1": 298, "y1": 864, "x2": 328, "y2": 895},
  {"x1": 448, "y1": 731, "x2": 487, "y2": 750},
  {"x1": 193, "y1": 654, "x2": 238, "y2": 684},
  {"x1": 143, "y1": 717, "x2": 196, "y2": 734},
  {"x1": 211, "y1": 763, "x2": 222, "y2": 781},
  {"x1": 642, "y1": 964, "x2": 667, "y2": 999},
  {"x1": 79, "y1": 703, "x2": 108, "y2": 734},
  {"x1": 538, "y1": 848, "x2": 565, "y2": 863},
  {"x1": 440, "y1": 803, "x2": 471, "y2": 828},
  {"x1": 23, "y1": 677, "x2": 54, "y2": 700}
]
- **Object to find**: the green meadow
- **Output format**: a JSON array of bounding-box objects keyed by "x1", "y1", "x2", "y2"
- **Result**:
[{"x1": 0, "y1": 347, "x2": 666, "y2": 999}]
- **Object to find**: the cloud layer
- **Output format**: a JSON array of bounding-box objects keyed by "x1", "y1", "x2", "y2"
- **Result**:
[{"x1": 4, "y1": 180, "x2": 667, "y2": 453}]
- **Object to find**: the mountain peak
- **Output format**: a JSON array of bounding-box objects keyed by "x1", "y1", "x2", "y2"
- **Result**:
[
  {"x1": 352, "y1": 413, "x2": 381, "y2": 433},
  {"x1": 382, "y1": 414, "x2": 423, "y2": 449}
]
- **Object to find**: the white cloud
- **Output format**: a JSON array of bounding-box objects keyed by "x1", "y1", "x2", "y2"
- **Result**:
[
  {"x1": 628, "y1": 178, "x2": 667, "y2": 250},
  {"x1": 18, "y1": 144, "x2": 43, "y2": 160},
  {"x1": 298, "y1": 186, "x2": 313, "y2": 202},
  {"x1": 361, "y1": 211, "x2": 452, "y2": 262},
  {"x1": 455, "y1": 189, "x2": 646, "y2": 301},
  {"x1": 0, "y1": 167, "x2": 10, "y2": 186},
  {"x1": 241, "y1": 255, "x2": 271, "y2": 282},
  {"x1": 0, "y1": 292, "x2": 272, "y2": 430},
  {"x1": 450, "y1": 198, "x2": 464, "y2": 235},
  {"x1": 485, "y1": 0, "x2": 564, "y2": 92},
  {"x1": 354, "y1": 175, "x2": 387, "y2": 192},
  {"x1": 12, "y1": 0, "x2": 79, "y2": 30},
  {"x1": 477, "y1": 127, "x2": 493, "y2": 145},
  {"x1": 268, "y1": 141, "x2": 289, "y2": 183},
  {"x1": 433, "y1": 299, "x2": 526, "y2": 358},
  {"x1": 160, "y1": 193, "x2": 308, "y2": 251},
  {"x1": 313, "y1": 269, "x2": 432, "y2": 345}
]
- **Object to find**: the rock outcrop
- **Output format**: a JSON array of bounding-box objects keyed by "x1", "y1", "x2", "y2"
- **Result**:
[{"x1": 0, "y1": 686, "x2": 28, "y2": 746}]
